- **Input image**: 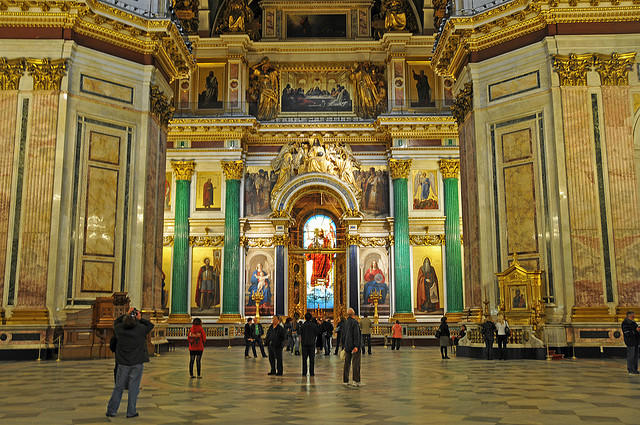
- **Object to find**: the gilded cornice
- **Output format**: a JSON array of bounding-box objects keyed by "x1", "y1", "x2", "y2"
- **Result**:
[
  {"x1": 0, "y1": 58, "x2": 25, "y2": 90},
  {"x1": 388, "y1": 158, "x2": 412, "y2": 179},
  {"x1": 438, "y1": 158, "x2": 460, "y2": 179},
  {"x1": 346, "y1": 234, "x2": 392, "y2": 247},
  {"x1": 240, "y1": 236, "x2": 276, "y2": 248},
  {"x1": 171, "y1": 160, "x2": 196, "y2": 181},
  {"x1": 150, "y1": 85, "x2": 175, "y2": 127},
  {"x1": 450, "y1": 83, "x2": 473, "y2": 125},
  {"x1": 221, "y1": 160, "x2": 244, "y2": 180},
  {"x1": 26, "y1": 58, "x2": 66, "y2": 90},
  {"x1": 409, "y1": 234, "x2": 446, "y2": 245},
  {"x1": 594, "y1": 52, "x2": 637, "y2": 85},
  {"x1": 189, "y1": 235, "x2": 224, "y2": 246}
]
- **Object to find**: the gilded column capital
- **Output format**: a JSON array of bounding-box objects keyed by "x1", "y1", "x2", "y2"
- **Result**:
[
  {"x1": 438, "y1": 159, "x2": 460, "y2": 179},
  {"x1": 451, "y1": 82, "x2": 473, "y2": 125},
  {"x1": 171, "y1": 160, "x2": 196, "y2": 181},
  {"x1": 0, "y1": 58, "x2": 25, "y2": 90},
  {"x1": 25, "y1": 58, "x2": 66, "y2": 90},
  {"x1": 388, "y1": 158, "x2": 412, "y2": 179},
  {"x1": 553, "y1": 53, "x2": 593, "y2": 86},
  {"x1": 150, "y1": 85, "x2": 175, "y2": 127},
  {"x1": 221, "y1": 160, "x2": 245, "y2": 180},
  {"x1": 594, "y1": 52, "x2": 637, "y2": 86}
]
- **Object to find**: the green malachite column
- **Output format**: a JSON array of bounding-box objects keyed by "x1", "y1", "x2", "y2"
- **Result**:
[
  {"x1": 439, "y1": 159, "x2": 463, "y2": 313},
  {"x1": 218, "y1": 160, "x2": 244, "y2": 323},
  {"x1": 389, "y1": 158, "x2": 415, "y2": 321},
  {"x1": 169, "y1": 160, "x2": 195, "y2": 323}
]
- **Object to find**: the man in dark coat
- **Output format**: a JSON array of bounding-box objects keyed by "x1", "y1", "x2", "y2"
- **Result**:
[
  {"x1": 254, "y1": 317, "x2": 268, "y2": 358},
  {"x1": 321, "y1": 317, "x2": 334, "y2": 355},
  {"x1": 106, "y1": 307, "x2": 154, "y2": 418},
  {"x1": 300, "y1": 312, "x2": 320, "y2": 376},
  {"x1": 622, "y1": 310, "x2": 640, "y2": 374},
  {"x1": 481, "y1": 316, "x2": 497, "y2": 360},
  {"x1": 341, "y1": 308, "x2": 364, "y2": 386},
  {"x1": 265, "y1": 316, "x2": 286, "y2": 375},
  {"x1": 244, "y1": 317, "x2": 257, "y2": 358},
  {"x1": 334, "y1": 316, "x2": 345, "y2": 355}
]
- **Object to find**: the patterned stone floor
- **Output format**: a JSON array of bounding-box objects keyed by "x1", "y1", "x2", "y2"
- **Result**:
[{"x1": 1, "y1": 346, "x2": 639, "y2": 424}]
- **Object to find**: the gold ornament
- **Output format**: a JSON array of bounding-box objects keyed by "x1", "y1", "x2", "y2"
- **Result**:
[
  {"x1": 221, "y1": 160, "x2": 244, "y2": 180},
  {"x1": 273, "y1": 235, "x2": 289, "y2": 246},
  {"x1": 171, "y1": 160, "x2": 196, "y2": 181},
  {"x1": 438, "y1": 159, "x2": 460, "y2": 179},
  {"x1": 150, "y1": 85, "x2": 175, "y2": 127},
  {"x1": 388, "y1": 158, "x2": 412, "y2": 179},
  {"x1": 409, "y1": 235, "x2": 445, "y2": 246},
  {"x1": 241, "y1": 237, "x2": 275, "y2": 248},
  {"x1": 248, "y1": 57, "x2": 279, "y2": 121},
  {"x1": 0, "y1": 58, "x2": 25, "y2": 90},
  {"x1": 451, "y1": 82, "x2": 473, "y2": 125},
  {"x1": 25, "y1": 58, "x2": 66, "y2": 90},
  {"x1": 594, "y1": 52, "x2": 637, "y2": 86},
  {"x1": 345, "y1": 234, "x2": 361, "y2": 246},
  {"x1": 382, "y1": 0, "x2": 407, "y2": 31},
  {"x1": 349, "y1": 62, "x2": 387, "y2": 119},
  {"x1": 553, "y1": 53, "x2": 593, "y2": 86},
  {"x1": 163, "y1": 236, "x2": 174, "y2": 246},
  {"x1": 360, "y1": 236, "x2": 392, "y2": 247},
  {"x1": 189, "y1": 236, "x2": 224, "y2": 246}
]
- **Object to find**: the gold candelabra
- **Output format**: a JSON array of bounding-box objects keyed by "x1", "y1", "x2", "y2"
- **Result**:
[
  {"x1": 369, "y1": 290, "x2": 382, "y2": 324},
  {"x1": 252, "y1": 291, "x2": 264, "y2": 319}
]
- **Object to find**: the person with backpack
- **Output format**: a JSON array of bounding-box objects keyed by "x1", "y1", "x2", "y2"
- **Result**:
[{"x1": 188, "y1": 318, "x2": 206, "y2": 378}]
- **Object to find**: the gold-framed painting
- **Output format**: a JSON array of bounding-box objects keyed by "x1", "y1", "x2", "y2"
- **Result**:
[
  {"x1": 407, "y1": 62, "x2": 436, "y2": 108},
  {"x1": 413, "y1": 245, "x2": 444, "y2": 315},
  {"x1": 195, "y1": 172, "x2": 222, "y2": 211},
  {"x1": 164, "y1": 171, "x2": 172, "y2": 211},
  {"x1": 280, "y1": 65, "x2": 354, "y2": 115},
  {"x1": 161, "y1": 246, "x2": 172, "y2": 311},
  {"x1": 197, "y1": 63, "x2": 225, "y2": 109},
  {"x1": 245, "y1": 248, "x2": 275, "y2": 317},
  {"x1": 190, "y1": 247, "x2": 222, "y2": 316},
  {"x1": 412, "y1": 170, "x2": 438, "y2": 210},
  {"x1": 355, "y1": 165, "x2": 389, "y2": 217},
  {"x1": 244, "y1": 166, "x2": 275, "y2": 217},
  {"x1": 359, "y1": 247, "x2": 390, "y2": 317}
]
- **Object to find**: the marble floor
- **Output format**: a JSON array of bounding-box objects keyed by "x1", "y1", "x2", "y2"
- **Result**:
[{"x1": 0, "y1": 346, "x2": 639, "y2": 425}]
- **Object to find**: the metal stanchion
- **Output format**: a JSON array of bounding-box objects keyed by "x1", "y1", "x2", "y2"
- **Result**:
[
  {"x1": 36, "y1": 338, "x2": 42, "y2": 362},
  {"x1": 228, "y1": 326, "x2": 232, "y2": 349},
  {"x1": 56, "y1": 336, "x2": 62, "y2": 362}
]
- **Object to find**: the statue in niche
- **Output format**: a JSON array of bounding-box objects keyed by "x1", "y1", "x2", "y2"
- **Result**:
[
  {"x1": 349, "y1": 62, "x2": 387, "y2": 119},
  {"x1": 214, "y1": 0, "x2": 260, "y2": 39},
  {"x1": 173, "y1": 0, "x2": 199, "y2": 34},
  {"x1": 382, "y1": 0, "x2": 407, "y2": 32},
  {"x1": 248, "y1": 57, "x2": 279, "y2": 121}
]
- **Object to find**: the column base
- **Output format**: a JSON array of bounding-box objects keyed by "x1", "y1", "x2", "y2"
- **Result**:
[
  {"x1": 391, "y1": 312, "x2": 417, "y2": 323},
  {"x1": 571, "y1": 306, "x2": 615, "y2": 322},
  {"x1": 7, "y1": 308, "x2": 50, "y2": 325},
  {"x1": 445, "y1": 312, "x2": 464, "y2": 323},
  {"x1": 217, "y1": 313, "x2": 244, "y2": 324},
  {"x1": 167, "y1": 313, "x2": 191, "y2": 324}
]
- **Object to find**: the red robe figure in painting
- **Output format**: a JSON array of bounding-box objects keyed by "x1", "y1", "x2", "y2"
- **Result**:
[
  {"x1": 306, "y1": 229, "x2": 332, "y2": 287},
  {"x1": 203, "y1": 178, "x2": 214, "y2": 208}
]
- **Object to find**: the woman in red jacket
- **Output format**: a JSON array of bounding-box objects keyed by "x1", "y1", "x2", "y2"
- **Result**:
[
  {"x1": 391, "y1": 320, "x2": 402, "y2": 350},
  {"x1": 188, "y1": 318, "x2": 206, "y2": 378}
]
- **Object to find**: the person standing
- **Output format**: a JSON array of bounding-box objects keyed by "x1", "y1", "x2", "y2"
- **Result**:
[
  {"x1": 265, "y1": 316, "x2": 286, "y2": 376},
  {"x1": 291, "y1": 313, "x2": 301, "y2": 356},
  {"x1": 334, "y1": 316, "x2": 345, "y2": 355},
  {"x1": 438, "y1": 316, "x2": 451, "y2": 359},
  {"x1": 244, "y1": 317, "x2": 257, "y2": 358},
  {"x1": 321, "y1": 317, "x2": 334, "y2": 355},
  {"x1": 391, "y1": 320, "x2": 402, "y2": 350},
  {"x1": 254, "y1": 317, "x2": 268, "y2": 358},
  {"x1": 106, "y1": 307, "x2": 154, "y2": 419},
  {"x1": 284, "y1": 317, "x2": 293, "y2": 352},
  {"x1": 495, "y1": 315, "x2": 510, "y2": 361},
  {"x1": 300, "y1": 312, "x2": 320, "y2": 376},
  {"x1": 360, "y1": 315, "x2": 372, "y2": 354},
  {"x1": 622, "y1": 310, "x2": 640, "y2": 374},
  {"x1": 342, "y1": 308, "x2": 364, "y2": 386},
  {"x1": 188, "y1": 318, "x2": 206, "y2": 378},
  {"x1": 481, "y1": 316, "x2": 497, "y2": 360}
]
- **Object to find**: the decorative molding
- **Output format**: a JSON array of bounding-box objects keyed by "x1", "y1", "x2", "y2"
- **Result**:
[
  {"x1": 150, "y1": 85, "x2": 175, "y2": 127},
  {"x1": 438, "y1": 158, "x2": 460, "y2": 179},
  {"x1": 189, "y1": 235, "x2": 224, "y2": 246},
  {"x1": 171, "y1": 160, "x2": 196, "y2": 181},
  {"x1": 240, "y1": 236, "x2": 276, "y2": 248},
  {"x1": 345, "y1": 234, "x2": 361, "y2": 246},
  {"x1": 388, "y1": 158, "x2": 412, "y2": 179},
  {"x1": 346, "y1": 234, "x2": 394, "y2": 246},
  {"x1": 450, "y1": 82, "x2": 473, "y2": 125},
  {"x1": 343, "y1": 207, "x2": 362, "y2": 218},
  {"x1": 0, "y1": 58, "x2": 25, "y2": 90},
  {"x1": 273, "y1": 235, "x2": 289, "y2": 246},
  {"x1": 594, "y1": 52, "x2": 637, "y2": 86},
  {"x1": 553, "y1": 53, "x2": 594, "y2": 86},
  {"x1": 410, "y1": 234, "x2": 445, "y2": 245},
  {"x1": 163, "y1": 236, "x2": 174, "y2": 246},
  {"x1": 221, "y1": 160, "x2": 244, "y2": 180},
  {"x1": 25, "y1": 58, "x2": 66, "y2": 90}
]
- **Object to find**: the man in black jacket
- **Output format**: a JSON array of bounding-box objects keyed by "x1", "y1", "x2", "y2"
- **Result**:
[
  {"x1": 106, "y1": 307, "x2": 154, "y2": 418},
  {"x1": 300, "y1": 312, "x2": 320, "y2": 376},
  {"x1": 341, "y1": 308, "x2": 364, "y2": 386},
  {"x1": 244, "y1": 317, "x2": 257, "y2": 358},
  {"x1": 334, "y1": 317, "x2": 345, "y2": 355},
  {"x1": 254, "y1": 317, "x2": 268, "y2": 358},
  {"x1": 265, "y1": 316, "x2": 286, "y2": 375},
  {"x1": 321, "y1": 317, "x2": 334, "y2": 355},
  {"x1": 622, "y1": 310, "x2": 640, "y2": 374},
  {"x1": 481, "y1": 316, "x2": 497, "y2": 360}
]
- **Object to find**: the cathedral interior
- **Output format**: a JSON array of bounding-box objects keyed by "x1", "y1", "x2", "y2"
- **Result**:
[{"x1": 0, "y1": 0, "x2": 640, "y2": 395}]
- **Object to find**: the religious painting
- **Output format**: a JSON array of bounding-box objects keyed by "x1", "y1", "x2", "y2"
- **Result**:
[
  {"x1": 359, "y1": 247, "x2": 390, "y2": 318},
  {"x1": 303, "y1": 214, "x2": 337, "y2": 312},
  {"x1": 412, "y1": 170, "x2": 439, "y2": 210},
  {"x1": 444, "y1": 78, "x2": 454, "y2": 106},
  {"x1": 413, "y1": 246, "x2": 444, "y2": 315},
  {"x1": 197, "y1": 64, "x2": 224, "y2": 109},
  {"x1": 162, "y1": 246, "x2": 172, "y2": 311},
  {"x1": 286, "y1": 14, "x2": 347, "y2": 38},
  {"x1": 280, "y1": 69, "x2": 353, "y2": 114},
  {"x1": 355, "y1": 165, "x2": 389, "y2": 217},
  {"x1": 165, "y1": 172, "x2": 172, "y2": 211},
  {"x1": 244, "y1": 166, "x2": 276, "y2": 217},
  {"x1": 245, "y1": 249, "x2": 275, "y2": 317},
  {"x1": 510, "y1": 285, "x2": 528, "y2": 310},
  {"x1": 408, "y1": 63, "x2": 436, "y2": 108},
  {"x1": 191, "y1": 248, "x2": 222, "y2": 316},
  {"x1": 195, "y1": 172, "x2": 222, "y2": 211}
]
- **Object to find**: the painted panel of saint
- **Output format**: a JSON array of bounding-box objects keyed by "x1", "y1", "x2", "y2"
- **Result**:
[
  {"x1": 244, "y1": 166, "x2": 276, "y2": 217},
  {"x1": 161, "y1": 246, "x2": 171, "y2": 311},
  {"x1": 356, "y1": 166, "x2": 390, "y2": 217},
  {"x1": 197, "y1": 65, "x2": 224, "y2": 109},
  {"x1": 286, "y1": 14, "x2": 347, "y2": 38},
  {"x1": 191, "y1": 248, "x2": 222, "y2": 316},
  {"x1": 195, "y1": 172, "x2": 222, "y2": 211},
  {"x1": 165, "y1": 172, "x2": 172, "y2": 211},
  {"x1": 413, "y1": 246, "x2": 444, "y2": 315},
  {"x1": 245, "y1": 250, "x2": 275, "y2": 316},
  {"x1": 412, "y1": 170, "x2": 439, "y2": 210},
  {"x1": 359, "y1": 248, "x2": 390, "y2": 317},
  {"x1": 408, "y1": 63, "x2": 436, "y2": 108}
]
